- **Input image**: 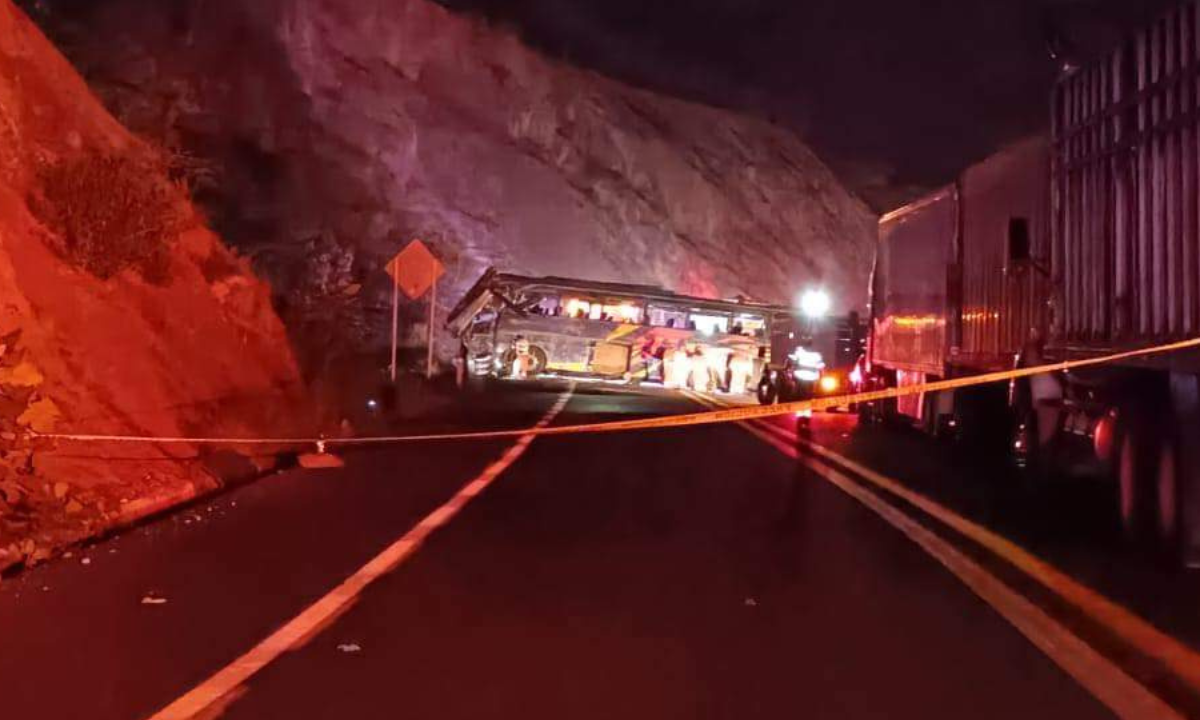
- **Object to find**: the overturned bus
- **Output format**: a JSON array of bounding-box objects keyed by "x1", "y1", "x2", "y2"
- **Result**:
[{"x1": 446, "y1": 269, "x2": 796, "y2": 395}]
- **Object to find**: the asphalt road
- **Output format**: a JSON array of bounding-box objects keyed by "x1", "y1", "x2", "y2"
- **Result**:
[{"x1": 1, "y1": 381, "x2": 1192, "y2": 719}]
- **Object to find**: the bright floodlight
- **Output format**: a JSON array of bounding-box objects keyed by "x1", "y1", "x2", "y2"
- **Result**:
[{"x1": 799, "y1": 289, "x2": 831, "y2": 318}]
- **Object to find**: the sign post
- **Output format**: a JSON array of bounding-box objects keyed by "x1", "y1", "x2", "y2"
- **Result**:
[
  {"x1": 426, "y1": 266, "x2": 438, "y2": 380},
  {"x1": 385, "y1": 239, "x2": 445, "y2": 382},
  {"x1": 389, "y1": 269, "x2": 400, "y2": 382}
]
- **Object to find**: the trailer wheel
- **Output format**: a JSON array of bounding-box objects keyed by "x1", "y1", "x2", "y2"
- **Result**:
[
  {"x1": 1116, "y1": 428, "x2": 1158, "y2": 541},
  {"x1": 1012, "y1": 409, "x2": 1035, "y2": 469},
  {"x1": 1118, "y1": 432, "x2": 1138, "y2": 538},
  {"x1": 1012, "y1": 406, "x2": 1050, "y2": 496},
  {"x1": 1156, "y1": 435, "x2": 1181, "y2": 548}
]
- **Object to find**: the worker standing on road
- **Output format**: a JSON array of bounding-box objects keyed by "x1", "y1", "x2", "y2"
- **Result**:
[
  {"x1": 687, "y1": 342, "x2": 713, "y2": 392},
  {"x1": 728, "y1": 350, "x2": 753, "y2": 395},
  {"x1": 663, "y1": 341, "x2": 689, "y2": 389},
  {"x1": 639, "y1": 336, "x2": 663, "y2": 383}
]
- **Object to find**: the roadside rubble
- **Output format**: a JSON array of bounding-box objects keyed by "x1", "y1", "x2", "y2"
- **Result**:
[
  {"x1": 298, "y1": 452, "x2": 345, "y2": 470},
  {"x1": 0, "y1": 387, "x2": 105, "y2": 574},
  {"x1": 0, "y1": 340, "x2": 301, "y2": 576},
  {"x1": 0, "y1": 354, "x2": 284, "y2": 575},
  {"x1": 0, "y1": 450, "x2": 282, "y2": 576},
  {"x1": 0, "y1": 350, "x2": 302, "y2": 576}
]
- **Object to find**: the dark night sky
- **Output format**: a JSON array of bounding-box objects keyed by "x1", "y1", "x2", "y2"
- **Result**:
[{"x1": 439, "y1": 0, "x2": 1175, "y2": 209}]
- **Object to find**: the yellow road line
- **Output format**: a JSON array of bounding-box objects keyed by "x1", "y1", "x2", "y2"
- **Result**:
[
  {"x1": 145, "y1": 388, "x2": 575, "y2": 720},
  {"x1": 684, "y1": 390, "x2": 1194, "y2": 718}
]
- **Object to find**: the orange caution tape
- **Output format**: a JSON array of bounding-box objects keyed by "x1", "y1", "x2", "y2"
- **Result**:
[{"x1": 29, "y1": 336, "x2": 1200, "y2": 448}]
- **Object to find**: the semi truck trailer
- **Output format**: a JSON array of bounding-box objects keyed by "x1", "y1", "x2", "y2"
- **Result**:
[{"x1": 863, "y1": 0, "x2": 1200, "y2": 563}]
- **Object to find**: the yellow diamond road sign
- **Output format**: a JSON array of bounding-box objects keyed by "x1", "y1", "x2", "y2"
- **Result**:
[{"x1": 386, "y1": 240, "x2": 444, "y2": 300}]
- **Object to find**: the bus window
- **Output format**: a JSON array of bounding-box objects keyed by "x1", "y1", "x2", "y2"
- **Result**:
[
  {"x1": 562, "y1": 297, "x2": 642, "y2": 322},
  {"x1": 600, "y1": 302, "x2": 642, "y2": 323},
  {"x1": 469, "y1": 309, "x2": 497, "y2": 336},
  {"x1": 648, "y1": 305, "x2": 688, "y2": 328},
  {"x1": 733, "y1": 313, "x2": 767, "y2": 338},
  {"x1": 564, "y1": 298, "x2": 593, "y2": 319},
  {"x1": 531, "y1": 295, "x2": 562, "y2": 316},
  {"x1": 689, "y1": 313, "x2": 730, "y2": 336}
]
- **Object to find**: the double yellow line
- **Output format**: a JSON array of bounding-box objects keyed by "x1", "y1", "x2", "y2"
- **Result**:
[{"x1": 686, "y1": 389, "x2": 1200, "y2": 720}]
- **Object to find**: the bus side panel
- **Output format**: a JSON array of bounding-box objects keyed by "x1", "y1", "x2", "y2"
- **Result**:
[
  {"x1": 872, "y1": 188, "x2": 956, "y2": 377},
  {"x1": 590, "y1": 343, "x2": 631, "y2": 375}
]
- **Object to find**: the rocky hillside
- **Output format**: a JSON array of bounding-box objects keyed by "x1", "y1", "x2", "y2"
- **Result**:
[
  {"x1": 0, "y1": 0, "x2": 306, "y2": 566},
  {"x1": 42, "y1": 0, "x2": 876, "y2": 363}
]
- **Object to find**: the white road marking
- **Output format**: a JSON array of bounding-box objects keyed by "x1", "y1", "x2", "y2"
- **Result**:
[
  {"x1": 145, "y1": 388, "x2": 574, "y2": 720},
  {"x1": 683, "y1": 390, "x2": 1186, "y2": 720}
]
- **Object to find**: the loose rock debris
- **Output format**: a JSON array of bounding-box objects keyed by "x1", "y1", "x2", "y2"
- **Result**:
[{"x1": 299, "y1": 453, "x2": 345, "y2": 470}]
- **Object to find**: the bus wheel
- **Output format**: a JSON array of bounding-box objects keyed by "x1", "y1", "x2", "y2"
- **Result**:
[
  {"x1": 498, "y1": 349, "x2": 517, "y2": 378},
  {"x1": 757, "y1": 377, "x2": 777, "y2": 405},
  {"x1": 528, "y1": 346, "x2": 548, "y2": 375}
]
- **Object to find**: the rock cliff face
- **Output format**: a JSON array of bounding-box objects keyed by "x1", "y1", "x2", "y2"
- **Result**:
[
  {"x1": 0, "y1": 0, "x2": 306, "y2": 565},
  {"x1": 51, "y1": 0, "x2": 876, "y2": 360}
]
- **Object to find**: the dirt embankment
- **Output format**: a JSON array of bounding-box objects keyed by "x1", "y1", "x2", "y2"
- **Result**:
[
  {"x1": 40, "y1": 0, "x2": 876, "y2": 368},
  {"x1": 0, "y1": 0, "x2": 311, "y2": 570}
]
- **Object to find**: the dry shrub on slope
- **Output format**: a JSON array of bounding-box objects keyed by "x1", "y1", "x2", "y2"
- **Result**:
[{"x1": 28, "y1": 150, "x2": 190, "y2": 284}]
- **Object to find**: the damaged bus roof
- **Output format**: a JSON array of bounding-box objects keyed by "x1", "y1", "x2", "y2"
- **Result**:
[{"x1": 447, "y1": 268, "x2": 790, "y2": 334}]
